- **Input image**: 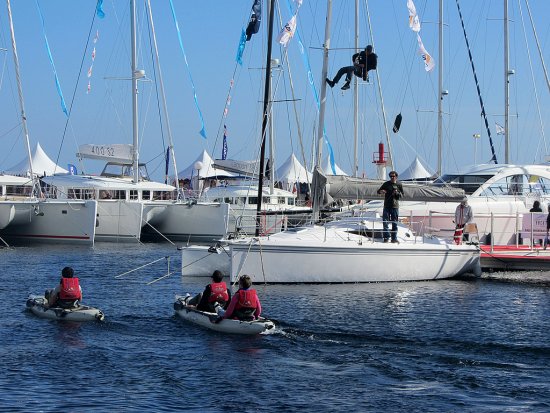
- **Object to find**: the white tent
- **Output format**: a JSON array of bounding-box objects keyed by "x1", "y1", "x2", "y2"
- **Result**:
[
  {"x1": 177, "y1": 150, "x2": 236, "y2": 180},
  {"x1": 321, "y1": 155, "x2": 348, "y2": 176},
  {"x1": 6, "y1": 142, "x2": 68, "y2": 176},
  {"x1": 399, "y1": 156, "x2": 433, "y2": 181},
  {"x1": 275, "y1": 153, "x2": 312, "y2": 190}
]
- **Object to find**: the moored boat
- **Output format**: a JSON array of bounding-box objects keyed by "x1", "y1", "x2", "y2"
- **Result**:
[
  {"x1": 173, "y1": 295, "x2": 275, "y2": 335},
  {"x1": 26, "y1": 295, "x2": 105, "y2": 322}
]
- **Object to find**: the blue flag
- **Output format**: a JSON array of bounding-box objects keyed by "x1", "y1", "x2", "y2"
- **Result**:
[
  {"x1": 96, "y1": 0, "x2": 105, "y2": 18},
  {"x1": 222, "y1": 125, "x2": 228, "y2": 160},
  {"x1": 68, "y1": 164, "x2": 77, "y2": 175},
  {"x1": 236, "y1": 29, "x2": 247, "y2": 66}
]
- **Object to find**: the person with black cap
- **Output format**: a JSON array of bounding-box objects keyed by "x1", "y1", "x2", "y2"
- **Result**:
[
  {"x1": 187, "y1": 270, "x2": 231, "y2": 313},
  {"x1": 326, "y1": 45, "x2": 378, "y2": 90},
  {"x1": 377, "y1": 171, "x2": 403, "y2": 243},
  {"x1": 46, "y1": 267, "x2": 82, "y2": 308}
]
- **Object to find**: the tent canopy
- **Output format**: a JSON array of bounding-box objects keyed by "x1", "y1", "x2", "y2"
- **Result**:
[
  {"x1": 177, "y1": 150, "x2": 236, "y2": 179},
  {"x1": 399, "y1": 156, "x2": 433, "y2": 181},
  {"x1": 275, "y1": 153, "x2": 312, "y2": 185},
  {"x1": 321, "y1": 155, "x2": 348, "y2": 176},
  {"x1": 6, "y1": 142, "x2": 68, "y2": 176}
]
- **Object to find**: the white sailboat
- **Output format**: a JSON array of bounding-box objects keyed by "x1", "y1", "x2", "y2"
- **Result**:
[
  {"x1": 0, "y1": 0, "x2": 97, "y2": 246},
  {"x1": 227, "y1": 0, "x2": 480, "y2": 283}
]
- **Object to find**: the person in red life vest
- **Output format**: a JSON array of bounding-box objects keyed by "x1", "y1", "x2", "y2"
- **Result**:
[
  {"x1": 187, "y1": 270, "x2": 231, "y2": 313},
  {"x1": 222, "y1": 275, "x2": 262, "y2": 321},
  {"x1": 47, "y1": 267, "x2": 83, "y2": 309}
]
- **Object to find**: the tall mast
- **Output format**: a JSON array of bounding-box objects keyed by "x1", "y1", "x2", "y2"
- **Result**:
[
  {"x1": 313, "y1": 0, "x2": 332, "y2": 221},
  {"x1": 437, "y1": 0, "x2": 443, "y2": 176},
  {"x1": 504, "y1": 0, "x2": 510, "y2": 163},
  {"x1": 6, "y1": 0, "x2": 38, "y2": 195},
  {"x1": 353, "y1": 0, "x2": 359, "y2": 177},
  {"x1": 130, "y1": 0, "x2": 140, "y2": 183},
  {"x1": 255, "y1": 0, "x2": 275, "y2": 237},
  {"x1": 146, "y1": 0, "x2": 179, "y2": 191}
]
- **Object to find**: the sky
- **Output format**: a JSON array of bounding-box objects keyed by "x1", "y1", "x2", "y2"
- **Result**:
[{"x1": 0, "y1": 0, "x2": 549, "y2": 182}]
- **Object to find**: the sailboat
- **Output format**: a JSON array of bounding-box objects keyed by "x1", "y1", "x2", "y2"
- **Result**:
[
  {"x1": 40, "y1": 0, "x2": 229, "y2": 243},
  {"x1": 227, "y1": 0, "x2": 480, "y2": 283},
  {"x1": 0, "y1": 0, "x2": 97, "y2": 246}
]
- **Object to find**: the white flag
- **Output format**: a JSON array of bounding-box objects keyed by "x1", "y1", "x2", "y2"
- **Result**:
[
  {"x1": 277, "y1": 15, "x2": 297, "y2": 48},
  {"x1": 407, "y1": 0, "x2": 421, "y2": 32},
  {"x1": 495, "y1": 123, "x2": 505, "y2": 135},
  {"x1": 417, "y1": 34, "x2": 435, "y2": 72}
]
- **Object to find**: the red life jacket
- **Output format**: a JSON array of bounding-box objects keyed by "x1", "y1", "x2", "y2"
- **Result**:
[
  {"x1": 235, "y1": 289, "x2": 257, "y2": 310},
  {"x1": 208, "y1": 282, "x2": 229, "y2": 303},
  {"x1": 59, "y1": 277, "x2": 81, "y2": 301}
]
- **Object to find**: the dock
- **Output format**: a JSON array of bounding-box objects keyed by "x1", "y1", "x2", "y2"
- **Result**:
[{"x1": 480, "y1": 245, "x2": 550, "y2": 271}]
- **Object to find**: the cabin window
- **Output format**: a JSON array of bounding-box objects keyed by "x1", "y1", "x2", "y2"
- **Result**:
[
  {"x1": 480, "y1": 174, "x2": 527, "y2": 197},
  {"x1": 0, "y1": 186, "x2": 3, "y2": 196},
  {"x1": 262, "y1": 196, "x2": 270, "y2": 204},
  {"x1": 237, "y1": 197, "x2": 246, "y2": 206},
  {"x1": 112, "y1": 190, "x2": 126, "y2": 200},
  {"x1": 224, "y1": 197, "x2": 232, "y2": 204},
  {"x1": 248, "y1": 197, "x2": 258, "y2": 205},
  {"x1": 288, "y1": 197, "x2": 295, "y2": 206},
  {"x1": 278, "y1": 197, "x2": 286, "y2": 204},
  {"x1": 6, "y1": 185, "x2": 32, "y2": 197},
  {"x1": 142, "y1": 190, "x2": 150, "y2": 200},
  {"x1": 434, "y1": 174, "x2": 490, "y2": 195},
  {"x1": 68, "y1": 188, "x2": 95, "y2": 200},
  {"x1": 527, "y1": 176, "x2": 550, "y2": 195},
  {"x1": 129, "y1": 190, "x2": 139, "y2": 200}
]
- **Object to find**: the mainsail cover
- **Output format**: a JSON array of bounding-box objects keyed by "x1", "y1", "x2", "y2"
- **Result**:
[{"x1": 312, "y1": 167, "x2": 465, "y2": 207}]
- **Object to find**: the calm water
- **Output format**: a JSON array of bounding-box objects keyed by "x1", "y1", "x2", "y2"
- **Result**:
[{"x1": 1, "y1": 243, "x2": 549, "y2": 412}]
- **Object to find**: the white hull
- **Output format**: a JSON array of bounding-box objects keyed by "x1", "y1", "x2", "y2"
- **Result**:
[
  {"x1": 0, "y1": 200, "x2": 97, "y2": 245},
  {"x1": 181, "y1": 244, "x2": 230, "y2": 277},
  {"x1": 26, "y1": 295, "x2": 105, "y2": 321},
  {"x1": 230, "y1": 219, "x2": 480, "y2": 283},
  {"x1": 95, "y1": 200, "x2": 145, "y2": 242},
  {"x1": 144, "y1": 202, "x2": 230, "y2": 242},
  {"x1": 173, "y1": 296, "x2": 274, "y2": 335}
]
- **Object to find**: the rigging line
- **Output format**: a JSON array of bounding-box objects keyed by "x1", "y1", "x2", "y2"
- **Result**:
[
  {"x1": 518, "y1": 0, "x2": 547, "y2": 159},
  {"x1": 455, "y1": 0, "x2": 498, "y2": 164},
  {"x1": 524, "y1": 0, "x2": 550, "y2": 95},
  {"x1": 51, "y1": 5, "x2": 97, "y2": 176},
  {"x1": 115, "y1": 256, "x2": 167, "y2": 278}
]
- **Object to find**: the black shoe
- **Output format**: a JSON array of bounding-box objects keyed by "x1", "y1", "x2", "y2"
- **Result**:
[
  {"x1": 326, "y1": 78, "x2": 335, "y2": 88},
  {"x1": 383, "y1": 239, "x2": 389, "y2": 243},
  {"x1": 391, "y1": 239, "x2": 399, "y2": 244},
  {"x1": 341, "y1": 82, "x2": 350, "y2": 90}
]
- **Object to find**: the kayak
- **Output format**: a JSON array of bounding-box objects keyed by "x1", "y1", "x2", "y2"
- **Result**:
[
  {"x1": 26, "y1": 295, "x2": 105, "y2": 322},
  {"x1": 173, "y1": 295, "x2": 275, "y2": 335}
]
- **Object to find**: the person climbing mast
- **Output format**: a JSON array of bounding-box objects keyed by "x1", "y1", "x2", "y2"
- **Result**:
[{"x1": 326, "y1": 45, "x2": 378, "y2": 91}]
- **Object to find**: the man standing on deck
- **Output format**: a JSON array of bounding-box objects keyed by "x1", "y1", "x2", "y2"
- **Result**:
[
  {"x1": 454, "y1": 198, "x2": 474, "y2": 244},
  {"x1": 377, "y1": 171, "x2": 403, "y2": 243}
]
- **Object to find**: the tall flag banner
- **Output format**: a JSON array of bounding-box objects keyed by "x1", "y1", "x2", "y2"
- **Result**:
[
  {"x1": 36, "y1": 0, "x2": 68, "y2": 117},
  {"x1": 236, "y1": 28, "x2": 247, "y2": 65},
  {"x1": 245, "y1": 0, "x2": 262, "y2": 41},
  {"x1": 222, "y1": 125, "x2": 228, "y2": 160},
  {"x1": 68, "y1": 164, "x2": 77, "y2": 175},
  {"x1": 223, "y1": 79, "x2": 234, "y2": 118},
  {"x1": 87, "y1": 31, "x2": 99, "y2": 94},
  {"x1": 169, "y1": 0, "x2": 207, "y2": 139},
  {"x1": 96, "y1": 0, "x2": 105, "y2": 19},
  {"x1": 277, "y1": 14, "x2": 297, "y2": 47},
  {"x1": 495, "y1": 123, "x2": 505, "y2": 135},
  {"x1": 407, "y1": 0, "x2": 421, "y2": 32},
  {"x1": 417, "y1": 34, "x2": 435, "y2": 72}
]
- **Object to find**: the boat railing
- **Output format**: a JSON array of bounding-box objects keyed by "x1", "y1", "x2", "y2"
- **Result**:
[{"x1": 233, "y1": 213, "x2": 290, "y2": 237}]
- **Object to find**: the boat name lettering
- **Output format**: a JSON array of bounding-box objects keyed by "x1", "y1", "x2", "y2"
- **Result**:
[{"x1": 91, "y1": 146, "x2": 115, "y2": 157}]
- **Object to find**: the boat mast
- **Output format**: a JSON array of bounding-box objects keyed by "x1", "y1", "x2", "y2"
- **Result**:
[
  {"x1": 437, "y1": 0, "x2": 443, "y2": 176},
  {"x1": 145, "y1": 0, "x2": 179, "y2": 191},
  {"x1": 313, "y1": 0, "x2": 332, "y2": 222},
  {"x1": 504, "y1": 0, "x2": 510, "y2": 163},
  {"x1": 255, "y1": 0, "x2": 275, "y2": 237},
  {"x1": 353, "y1": 0, "x2": 359, "y2": 177},
  {"x1": 6, "y1": 0, "x2": 38, "y2": 196},
  {"x1": 130, "y1": 0, "x2": 140, "y2": 183}
]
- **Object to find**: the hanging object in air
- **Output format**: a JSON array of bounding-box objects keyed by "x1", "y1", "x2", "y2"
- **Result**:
[{"x1": 392, "y1": 113, "x2": 402, "y2": 133}]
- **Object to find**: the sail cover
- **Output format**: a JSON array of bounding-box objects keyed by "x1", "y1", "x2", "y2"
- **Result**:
[{"x1": 312, "y1": 167, "x2": 465, "y2": 207}]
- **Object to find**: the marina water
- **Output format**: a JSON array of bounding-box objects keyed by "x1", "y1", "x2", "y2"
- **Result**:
[{"x1": 1, "y1": 243, "x2": 549, "y2": 412}]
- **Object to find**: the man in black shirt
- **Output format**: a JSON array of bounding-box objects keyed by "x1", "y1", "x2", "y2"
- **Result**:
[
  {"x1": 377, "y1": 171, "x2": 404, "y2": 243},
  {"x1": 326, "y1": 45, "x2": 378, "y2": 90}
]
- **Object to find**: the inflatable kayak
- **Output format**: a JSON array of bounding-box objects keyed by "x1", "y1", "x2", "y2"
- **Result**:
[
  {"x1": 26, "y1": 295, "x2": 105, "y2": 322},
  {"x1": 173, "y1": 295, "x2": 275, "y2": 335}
]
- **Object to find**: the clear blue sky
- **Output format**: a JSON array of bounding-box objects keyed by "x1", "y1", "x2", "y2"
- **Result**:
[{"x1": 1, "y1": 0, "x2": 549, "y2": 181}]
